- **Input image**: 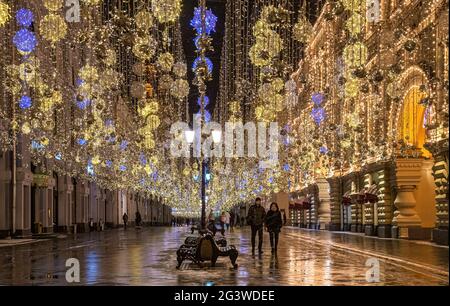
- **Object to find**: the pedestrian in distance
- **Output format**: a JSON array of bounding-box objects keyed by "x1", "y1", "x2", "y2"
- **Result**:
[
  {"x1": 265, "y1": 202, "x2": 283, "y2": 254},
  {"x1": 135, "y1": 211, "x2": 142, "y2": 228},
  {"x1": 247, "y1": 197, "x2": 266, "y2": 255},
  {"x1": 89, "y1": 218, "x2": 94, "y2": 232},
  {"x1": 123, "y1": 213, "x2": 128, "y2": 230},
  {"x1": 220, "y1": 211, "x2": 227, "y2": 236}
]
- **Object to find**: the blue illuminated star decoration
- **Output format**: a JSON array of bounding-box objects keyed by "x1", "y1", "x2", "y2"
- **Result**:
[
  {"x1": 192, "y1": 56, "x2": 213, "y2": 74},
  {"x1": 197, "y1": 96, "x2": 210, "y2": 107},
  {"x1": 120, "y1": 140, "x2": 128, "y2": 151},
  {"x1": 190, "y1": 7, "x2": 217, "y2": 35},
  {"x1": 311, "y1": 107, "x2": 326, "y2": 125},
  {"x1": 87, "y1": 159, "x2": 95, "y2": 176},
  {"x1": 76, "y1": 97, "x2": 91, "y2": 110},
  {"x1": 312, "y1": 92, "x2": 324, "y2": 106},
  {"x1": 196, "y1": 109, "x2": 211, "y2": 122},
  {"x1": 13, "y1": 28, "x2": 37, "y2": 53},
  {"x1": 19, "y1": 95, "x2": 32, "y2": 109},
  {"x1": 31, "y1": 140, "x2": 44, "y2": 150},
  {"x1": 77, "y1": 138, "x2": 87, "y2": 146},
  {"x1": 320, "y1": 146, "x2": 328, "y2": 154},
  {"x1": 139, "y1": 153, "x2": 147, "y2": 166}
]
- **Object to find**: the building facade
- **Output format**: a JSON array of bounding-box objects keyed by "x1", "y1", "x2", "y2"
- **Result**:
[{"x1": 288, "y1": 0, "x2": 448, "y2": 244}]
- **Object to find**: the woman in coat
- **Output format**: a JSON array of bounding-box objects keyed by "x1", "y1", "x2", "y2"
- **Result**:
[{"x1": 265, "y1": 202, "x2": 283, "y2": 253}]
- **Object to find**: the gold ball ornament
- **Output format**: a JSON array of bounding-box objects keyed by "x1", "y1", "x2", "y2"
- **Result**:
[
  {"x1": 146, "y1": 115, "x2": 161, "y2": 130},
  {"x1": 151, "y1": 0, "x2": 182, "y2": 24},
  {"x1": 132, "y1": 36, "x2": 157, "y2": 62},
  {"x1": 157, "y1": 52, "x2": 174, "y2": 72},
  {"x1": 18, "y1": 58, "x2": 39, "y2": 82},
  {"x1": 344, "y1": 42, "x2": 368, "y2": 67},
  {"x1": 79, "y1": 64, "x2": 99, "y2": 83},
  {"x1": 158, "y1": 74, "x2": 173, "y2": 92},
  {"x1": 21, "y1": 122, "x2": 31, "y2": 135},
  {"x1": 173, "y1": 62, "x2": 187, "y2": 78},
  {"x1": 170, "y1": 79, "x2": 190, "y2": 100},
  {"x1": 82, "y1": 0, "x2": 102, "y2": 6},
  {"x1": 293, "y1": 18, "x2": 313, "y2": 43},
  {"x1": 0, "y1": 1, "x2": 10, "y2": 27},
  {"x1": 40, "y1": 14, "x2": 68, "y2": 44},
  {"x1": 345, "y1": 78, "x2": 359, "y2": 98},
  {"x1": 43, "y1": 0, "x2": 63, "y2": 12},
  {"x1": 135, "y1": 10, "x2": 153, "y2": 30},
  {"x1": 342, "y1": 0, "x2": 365, "y2": 12},
  {"x1": 346, "y1": 13, "x2": 364, "y2": 36},
  {"x1": 130, "y1": 81, "x2": 146, "y2": 99}
]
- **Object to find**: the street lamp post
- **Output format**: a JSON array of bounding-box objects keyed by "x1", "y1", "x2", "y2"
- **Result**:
[{"x1": 185, "y1": 128, "x2": 221, "y2": 231}]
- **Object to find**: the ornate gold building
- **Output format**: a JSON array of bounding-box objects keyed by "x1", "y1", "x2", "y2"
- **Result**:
[{"x1": 289, "y1": 0, "x2": 448, "y2": 244}]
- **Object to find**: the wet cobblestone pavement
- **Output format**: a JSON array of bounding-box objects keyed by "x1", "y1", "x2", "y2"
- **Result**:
[{"x1": 0, "y1": 226, "x2": 448, "y2": 286}]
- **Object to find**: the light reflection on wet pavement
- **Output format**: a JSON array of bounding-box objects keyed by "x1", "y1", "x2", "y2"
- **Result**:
[{"x1": 0, "y1": 226, "x2": 447, "y2": 285}]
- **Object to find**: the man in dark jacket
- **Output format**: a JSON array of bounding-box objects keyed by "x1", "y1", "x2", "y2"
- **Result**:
[{"x1": 247, "y1": 197, "x2": 266, "y2": 255}]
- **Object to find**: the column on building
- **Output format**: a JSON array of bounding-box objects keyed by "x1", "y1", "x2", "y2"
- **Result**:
[
  {"x1": 327, "y1": 177, "x2": 341, "y2": 231},
  {"x1": 431, "y1": 147, "x2": 449, "y2": 245},
  {"x1": 316, "y1": 178, "x2": 331, "y2": 230},
  {"x1": 0, "y1": 151, "x2": 12, "y2": 238},
  {"x1": 392, "y1": 158, "x2": 423, "y2": 239},
  {"x1": 56, "y1": 175, "x2": 73, "y2": 233},
  {"x1": 32, "y1": 171, "x2": 55, "y2": 234},
  {"x1": 376, "y1": 165, "x2": 394, "y2": 238},
  {"x1": 75, "y1": 180, "x2": 90, "y2": 232}
]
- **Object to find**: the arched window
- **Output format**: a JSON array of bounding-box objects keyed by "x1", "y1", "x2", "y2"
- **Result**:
[{"x1": 398, "y1": 86, "x2": 431, "y2": 157}]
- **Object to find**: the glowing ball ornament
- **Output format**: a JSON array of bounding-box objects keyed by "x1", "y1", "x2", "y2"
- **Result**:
[
  {"x1": 43, "y1": 0, "x2": 63, "y2": 12},
  {"x1": 19, "y1": 95, "x2": 32, "y2": 109},
  {"x1": 157, "y1": 52, "x2": 174, "y2": 72},
  {"x1": 13, "y1": 28, "x2": 37, "y2": 53},
  {"x1": 170, "y1": 79, "x2": 190, "y2": 100},
  {"x1": 135, "y1": 10, "x2": 153, "y2": 30},
  {"x1": 0, "y1": 1, "x2": 10, "y2": 27},
  {"x1": 16, "y1": 8, "x2": 34, "y2": 27},
  {"x1": 151, "y1": 0, "x2": 182, "y2": 24},
  {"x1": 40, "y1": 14, "x2": 67, "y2": 44}
]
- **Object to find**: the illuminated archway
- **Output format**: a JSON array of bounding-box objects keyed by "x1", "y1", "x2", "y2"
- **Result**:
[{"x1": 398, "y1": 86, "x2": 431, "y2": 158}]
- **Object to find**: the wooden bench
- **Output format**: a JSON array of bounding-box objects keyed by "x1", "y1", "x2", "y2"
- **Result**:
[{"x1": 176, "y1": 233, "x2": 238, "y2": 269}]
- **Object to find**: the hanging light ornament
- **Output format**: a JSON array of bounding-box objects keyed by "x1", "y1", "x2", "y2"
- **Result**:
[
  {"x1": 170, "y1": 79, "x2": 190, "y2": 100},
  {"x1": 346, "y1": 13, "x2": 364, "y2": 37},
  {"x1": 132, "y1": 36, "x2": 158, "y2": 62},
  {"x1": 344, "y1": 42, "x2": 368, "y2": 67},
  {"x1": 342, "y1": 0, "x2": 365, "y2": 12},
  {"x1": 0, "y1": 1, "x2": 10, "y2": 27},
  {"x1": 82, "y1": 0, "x2": 102, "y2": 6},
  {"x1": 157, "y1": 52, "x2": 175, "y2": 72},
  {"x1": 190, "y1": 6, "x2": 218, "y2": 35},
  {"x1": 40, "y1": 13, "x2": 68, "y2": 44},
  {"x1": 135, "y1": 10, "x2": 154, "y2": 30},
  {"x1": 293, "y1": 3, "x2": 313, "y2": 44},
  {"x1": 13, "y1": 28, "x2": 37, "y2": 53},
  {"x1": 151, "y1": 0, "x2": 182, "y2": 24},
  {"x1": 43, "y1": 0, "x2": 63, "y2": 11}
]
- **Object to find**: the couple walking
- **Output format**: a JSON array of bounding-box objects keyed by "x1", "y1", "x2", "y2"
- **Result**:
[{"x1": 247, "y1": 197, "x2": 283, "y2": 255}]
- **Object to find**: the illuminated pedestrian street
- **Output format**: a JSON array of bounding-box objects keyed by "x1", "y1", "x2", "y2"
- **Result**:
[
  {"x1": 0, "y1": 0, "x2": 448, "y2": 290},
  {"x1": 0, "y1": 226, "x2": 447, "y2": 286}
]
